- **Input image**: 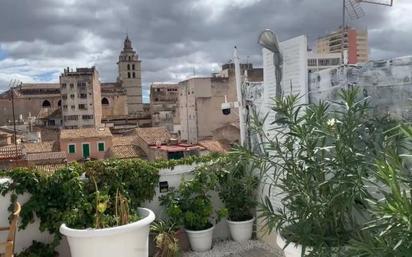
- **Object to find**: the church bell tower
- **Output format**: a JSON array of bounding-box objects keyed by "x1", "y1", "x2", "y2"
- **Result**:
[{"x1": 117, "y1": 36, "x2": 143, "y2": 114}]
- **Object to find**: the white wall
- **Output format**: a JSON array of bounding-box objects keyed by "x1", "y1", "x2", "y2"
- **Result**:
[
  {"x1": 257, "y1": 34, "x2": 309, "y2": 246},
  {"x1": 0, "y1": 165, "x2": 229, "y2": 257}
]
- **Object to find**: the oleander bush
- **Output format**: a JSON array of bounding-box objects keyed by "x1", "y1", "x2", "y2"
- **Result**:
[
  {"x1": 251, "y1": 88, "x2": 398, "y2": 256},
  {"x1": 347, "y1": 124, "x2": 412, "y2": 257}
]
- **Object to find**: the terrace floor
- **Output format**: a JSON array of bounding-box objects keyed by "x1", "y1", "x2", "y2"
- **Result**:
[
  {"x1": 229, "y1": 248, "x2": 280, "y2": 257},
  {"x1": 182, "y1": 240, "x2": 284, "y2": 257}
]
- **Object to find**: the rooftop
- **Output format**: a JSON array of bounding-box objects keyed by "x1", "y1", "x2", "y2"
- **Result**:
[
  {"x1": 150, "y1": 144, "x2": 205, "y2": 153},
  {"x1": 136, "y1": 127, "x2": 171, "y2": 145},
  {"x1": 25, "y1": 151, "x2": 66, "y2": 163},
  {"x1": 112, "y1": 135, "x2": 137, "y2": 146},
  {"x1": 0, "y1": 145, "x2": 23, "y2": 160},
  {"x1": 198, "y1": 140, "x2": 230, "y2": 153},
  {"x1": 23, "y1": 141, "x2": 57, "y2": 153},
  {"x1": 110, "y1": 145, "x2": 146, "y2": 159},
  {"x1": 60, "y1": 127, "x2": 112, "y2": 140}
]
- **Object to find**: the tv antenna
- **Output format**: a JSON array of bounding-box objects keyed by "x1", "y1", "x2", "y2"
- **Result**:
[{"x1": 341, "y1": 0, "x2": 393, "y2": 64}]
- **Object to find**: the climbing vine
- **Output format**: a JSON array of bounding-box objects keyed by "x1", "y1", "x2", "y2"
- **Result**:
[{"x1": 0, "y1": 153, "x2": 220, "y2": 257}]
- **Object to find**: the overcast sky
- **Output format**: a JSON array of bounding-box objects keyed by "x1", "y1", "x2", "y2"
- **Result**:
[{"x1": 0, "y1": 0, "x2": 410, "y2": 101}]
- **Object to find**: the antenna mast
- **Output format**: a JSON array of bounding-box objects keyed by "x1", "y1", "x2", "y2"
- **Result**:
[{"x1": 341, "y1": 0, "x2": 393, "y2": 64}]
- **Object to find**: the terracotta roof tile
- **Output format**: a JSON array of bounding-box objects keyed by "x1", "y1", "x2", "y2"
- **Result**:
[
  {"x1": 112, "y1": 136, "x2": 137, "y2": 146},
  {"x1": 198, "y1": 140, "x2": 229, "y2": 153},
  {"x1": 26, "y1": 151, "x2": 66, "y2": 162},
  {"x1": 60, "y1": 127, "x2": 112, "y2": 140},
  {"x1": 23, "y1": 141, "x2": 57, "y2": 153},
  {"x1": 110, "y1": 145, "x2": 146, "y2": 159},
  {"x1": 0, "y1": 145, "x2": 24, "y2": 160},
  {"x1": 136, "y1": 127, "x2": 171, "y2": 145}
]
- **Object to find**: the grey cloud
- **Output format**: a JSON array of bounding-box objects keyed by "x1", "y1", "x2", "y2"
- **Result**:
[{"x1": 0, "y1": 0, "x2": 408, "y2": 96}]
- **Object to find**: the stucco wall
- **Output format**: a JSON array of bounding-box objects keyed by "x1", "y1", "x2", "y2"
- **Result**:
[
  {"x1": 309, "y1": 56, "x2": 412, "y2": 120},
  {"x1": 101, "y1": 94, "x2": 128, "y2": 117},
  {"x1": 60, "y1": 137, "x2": 112, "y2": 162},
  {"x1": 0, "y1": 96, "x2": 61, "y2": 125}
]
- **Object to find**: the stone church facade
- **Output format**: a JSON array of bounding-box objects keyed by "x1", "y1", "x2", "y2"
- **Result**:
[{"x1": 0, "y1": 36, "x2": 142, "y2": 127}]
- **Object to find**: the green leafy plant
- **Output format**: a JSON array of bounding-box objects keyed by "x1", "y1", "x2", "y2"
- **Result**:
[
  {"x1": 0, "y1": 159, "x2": 161, "y2": 254},
  {"x1": 252, "y1": 88, "x2": 390, "y2": 255},
  {"x1": 160, "y1": 170, "x2": 216, "y2": 231},
  {"x1": 202, "y1": 149, "x2": 259, "y2": 221},
  {"x1": 16, "y1": 241, "x2": 57, "y2": 257},
  {"x1": 347, "y1": 124, "x2": 412, "y2": 256},
  {"x1": 151, "y1": 220, "x2": 181, "y2": 257}
]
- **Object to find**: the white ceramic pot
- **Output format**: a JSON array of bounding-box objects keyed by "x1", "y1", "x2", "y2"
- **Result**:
[
  {"x1": 185, "y1": 225, "x2": 214, "y2": 252},
  {"x1": 60, "y1": 208, "x2": 155, "y2": 257},
  {"x1": 227, "y1": 217, "x2": 255, "y2": 242},
  {"x1": 276, "y1": 232, "x2": 309, "y2": 257}
]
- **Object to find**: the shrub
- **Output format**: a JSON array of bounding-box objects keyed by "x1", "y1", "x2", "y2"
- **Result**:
[
  {"x1": 347, "y1": 124, "x2": 412, "y2": 256},
  {"x1": 160, "y1": 170, "x2": 215, "y2": 231},
  {"x1": 201, "y1": 150, "x2": 259, "y2": 221},
  {"x1": 254, "y1": 88, "x2": 391, "y2": 255}
]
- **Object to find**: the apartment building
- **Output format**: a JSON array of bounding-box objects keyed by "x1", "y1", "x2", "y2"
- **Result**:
[
  {"x1": 149, "y1": 83, "x2": 179, "y2": 132},
  {"x1": 178, "y1": 64, "x2": 263, "y2": 144},
  {"x1": 60, "y1": 67, "x2": 102, "y2": 128},
  {"x1": 307, "y1": 52, "x2": 342, "y2": 73},
  {"x1": 316, "y1": 27, "x2": 368, "y2": 64},
  {"x1": 59, "y1": 127, "x2": 112, "y2": 162}
]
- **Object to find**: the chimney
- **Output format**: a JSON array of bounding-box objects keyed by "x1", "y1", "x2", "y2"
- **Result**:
[{"x1": 170, "y1": 138, "x2": 178, "y2": 145}]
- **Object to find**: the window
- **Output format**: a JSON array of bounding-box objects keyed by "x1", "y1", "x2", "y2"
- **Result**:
[
  {"x1": 68, "y1": 144, "x2": 76, "y2": 154},
  {"x1": 98, "y1": 142, "x2": 105, "y2": 152},
  {"x1": 132, "y1": 64, "x2": 135, "y2": 70},
  {"x1": 82, "y1": 115, "x2": 93, "y2": 120},
  {"x1": 78, "y1": 82, "x2": 86, "y2": 88},
  {"x1": 70, "y1": 94, "x2": 75, "y2": 99},
  {"x1": 101, "y1": 98, "x2": 109, "y2": 105},
  {"x1": 63, "y1": 105, "x2": 68, "y2": 110},
  {"x1": 64, "y1": 115, "x2": 78, "y2": 121},
  {"x1": 127, "y1": 64, "x2": 130, "y2": 70},
  {"x1": 42, "y1": 100, "x2": 51, "y2": 108},
  {"x1": 58, "y1": 100, "x2": 61, "y2": 107},
  {"x1": 61, "y1": 83, "x2": 67, "y2": 89},
  {"x1": 132, "y1": 72, "x2": 135, "y2": 78},
  {"x1": 168, "y1": 151, "x2": 184, "y2": 160},
  {"x1": 79, "y1": 93, "x2": 87, "y2": 99},
  {"x1": 71, "y1": 105, "x2": 75, "y2": 110},
  {"x1": 78, "y1": 104, "x2": 87, "y2": 110},
  {"x1": 62, "y1": 95, "x2": 67, "y2": 100},
  {"x1": 70, "y1": 84, "x2": 74, "y2": 89},
  {"x1": 128, "y1": 72, "x2": 131, "y2": 78}
]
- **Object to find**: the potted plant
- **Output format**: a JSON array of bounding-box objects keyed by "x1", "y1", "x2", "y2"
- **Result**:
[
  {"x1": 209, "y1": 151, "x2": 259, "y2": 242},
  {"x1": 59, "y1": 160, "x2": 158, "y2": 257},
  {"x1": 160, "y1": 171, "x2": 216, "y2": 252},
  {"x1": 254, "y1": 89, "x2": 387, "y2": 256},
  {"x1": 151, "y1": 220, "x2": 181, "y2": 257}
]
